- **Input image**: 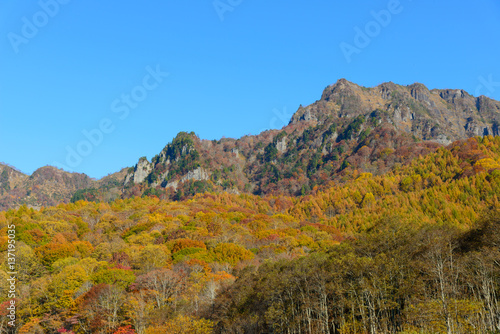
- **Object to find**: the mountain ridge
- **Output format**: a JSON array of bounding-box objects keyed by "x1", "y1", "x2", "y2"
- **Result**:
[{"x1": 1, "y1": 79, "x2": 498, "y2": 210}]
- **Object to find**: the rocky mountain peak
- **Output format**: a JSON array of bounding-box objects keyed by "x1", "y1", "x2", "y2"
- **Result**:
[
  {"x1": 375, "y1": 82, "x2": 401, "y2": 100},
  {"x1": 408, "y1": 83, "x2": 431, "y2": 103},
  {"x1": 321, "y1": 78, "x2": 361, "y2": 102}
]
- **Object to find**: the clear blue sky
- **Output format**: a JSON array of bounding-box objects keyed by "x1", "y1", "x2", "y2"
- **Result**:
[{"x1": 1, "y1": 0, "x2": 499, "y2": 178}]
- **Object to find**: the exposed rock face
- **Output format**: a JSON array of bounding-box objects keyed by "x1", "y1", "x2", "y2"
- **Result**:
[
  {"x1": 165, "y1": 180, "x2": 179, "y2": 190},
  {"x1": 493, "y1": 122, "x2": 500, "y2": 136},
  {"x1": 132, "y1": 158, "x2": 153, "y2": 184},
  {"x1": 124, "y1": 173, "x2": 133, "y2": 185},
  {"x1": 300, "y1": 109, "x2": 318, "y2": 122},
  {"x1": 464, "y1": 118, "x2": 483, "y2": 136},
  {"x1": 163, "y1": 168, "x2": 209, "y2": 190},
  {"x1": 290, "y1": 79, "x2": 500, "y2": 143},
  {"x1": 159, "y1": 150, "x2": 170, "y2": 164},
  {"x1": 377, "y1": 82, "x2": 400, "y2": 100},
  {"x1": 432, "y1": 134, "x2": 452, "y2": 145},
  {"x1": 151, "y1": 171, "x2": 169, "y2": 188},
  {"x1": 180, "y1": 167, "x2": 209, "y2": 183},
  {"x1": 409, "y1": 83, "x2": 431, "y2": 104},
  {"x1": 439, "y1": 89, "x2": 466, "y2": 102},
  {"x1": 276, "y1": 136, "x2": 287, "y2": 153}
]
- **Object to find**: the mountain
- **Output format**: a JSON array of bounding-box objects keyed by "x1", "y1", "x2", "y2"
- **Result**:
[
  {"x1": 294, "y1": 79, "x2": 499, "y2": 141},
  {"x1": 119, "y1": 79, "x2": 499, "y2": 200},
  {"x1": 0, "y1": 164, "x2": 127, "y2": 211},
  {"x1": 2, "y1": 79, "x2": 499, "y2": 209}
]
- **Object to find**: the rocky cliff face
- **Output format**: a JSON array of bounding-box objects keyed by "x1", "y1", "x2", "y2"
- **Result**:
[
  {"x1": 291, "y1": 79, "x2": 499, "y2": 143},
  {"x1": 132, "y1": 158, "x2": 153, "y2": 184}
]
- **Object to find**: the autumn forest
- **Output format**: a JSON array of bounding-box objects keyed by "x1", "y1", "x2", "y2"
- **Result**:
[{"x1": 1, "y1": 134, "x2": 499, "y2": 333}]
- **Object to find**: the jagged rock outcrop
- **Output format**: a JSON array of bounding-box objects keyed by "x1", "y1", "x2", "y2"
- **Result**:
[
  {"x1": 133, "y1": 158, "x2": 153, "y2": 184},
  {"x1": 276, "y1": 136, "x2": 287, "y2": 153},
  {"x1": 181, "y1": 167, "x2": 209, "y2": 182},
  {"x1": 291, "y1": 79, "x2": 499, "y2": 144},
  {"x1": 163, "y1": 167, "x2": 210, "y2": 190}
]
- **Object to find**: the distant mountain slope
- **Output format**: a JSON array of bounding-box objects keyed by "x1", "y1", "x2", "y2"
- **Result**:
[
  {"x1": 1, "y1": 79, "x2": 499, "y2": 209},
  {"x1": 0, "y1": 164, "x2": 127, "y2": 211}
]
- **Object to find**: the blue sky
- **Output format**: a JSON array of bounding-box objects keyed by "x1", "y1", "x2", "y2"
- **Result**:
[{"x1": 1, "y1": 0, "x2": 499, "y2": 179}]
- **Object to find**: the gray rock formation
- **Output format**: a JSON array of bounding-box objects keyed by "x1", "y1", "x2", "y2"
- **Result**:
[
  {"x1": 133, "y1": 158, "x2": 153, "y2": 184},
  {"x1": 276, "y1": 137, "x2": 287, "y2": 153}
]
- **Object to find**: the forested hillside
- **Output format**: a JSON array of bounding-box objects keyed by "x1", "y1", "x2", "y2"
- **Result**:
[{"x1": 1, "y1": 136, "x2": 499, "y2": 333}]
